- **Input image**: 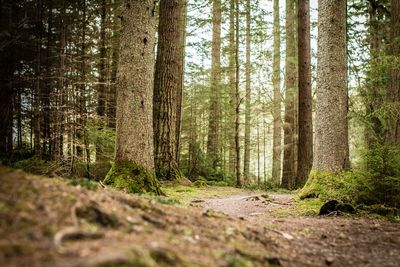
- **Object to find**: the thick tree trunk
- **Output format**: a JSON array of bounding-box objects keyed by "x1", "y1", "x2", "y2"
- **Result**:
[
  {"x1": 272, "y1": 0, "x2": 282, "y2": 186},
  {"x1": 386, "y1": 0, "x2": 400, "y2": 146},
  {"x1": 153, "y1": 0, "x2": 182, "y2": 180},
  {"x1": 207, "y1": 0, "x2": 222, "y2": 169},
  {"x1": 243, "y1": 0, "x2": 251, "y2": 183},
  {"x1": 282, "y1": 0, "x2": 297, "y2": 188},
  {"x1": 296, "y1": 0, "x2": 313, "y2": 186},
  {"x1": 314, "y1": 0, "x2": 350, "y2": 172},
  {"x1": 106, "y1": 0, "x2": 160, "y2": 194}
]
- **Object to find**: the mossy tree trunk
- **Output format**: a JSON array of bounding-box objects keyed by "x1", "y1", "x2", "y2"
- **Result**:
[
  {"x1": 272, "y1": 0, "x2": 282, "y2": 186},
  {"x1": 153, "y1": 0, "x2": 183, "y2": 180},
  {"x1": 207, "y1": 0, "x2": 222, "y2": 169},
  {"x1": 296, "y1": 0, "x2": 313, "y2": 187},
  {"x1": 314, "y1": 0, "x2": 350, "y2": 172},
  {"x1": 107, "y1": 0, "x2": 160, "y2": 194}
]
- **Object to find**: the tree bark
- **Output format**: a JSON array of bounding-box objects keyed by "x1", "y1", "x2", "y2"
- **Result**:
[
  {"x1": 282, "y1": 0, "x2": 297, "y2": 188},
  {"x1": 207, "y1": 0, "x2": 222, "y2": 169},
  {"x1": 228, "y1": 0, "x2": 236, "y2": 174},
  {"x1": 175, "y1": 0, "x2": 188, "y2": 165},
  {"x1": 386, "y1": 0, "x2": 400, "y2": 146},
  {"x1": 314, "y1": 0, "x2": 350, "y2": 172},
  {"x1": 108, "y1": 0, "x2": 160, "y2": 194},
  {"x1": 235, "y1": 0, "x2": 241, "y2": 187},
  {"x1": 272, "y1": 0, "x2": 282, "y2": 186},
  {"x1": 243, "y1": 0, "x2": 251, "y2": 183},
  {"x1": 96, "y1": 0, "x2": 107, "y2": 161},
  {"x1": 153, "y1": 0, "x2": 182, "y2": 180},
  {"x1": 296, "y1": 0, "x2": 313, "y2": 186}
]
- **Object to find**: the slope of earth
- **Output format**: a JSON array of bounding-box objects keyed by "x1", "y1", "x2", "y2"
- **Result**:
[{"x1": 0, "y1": 167, "x2": 399, "y2": 267}]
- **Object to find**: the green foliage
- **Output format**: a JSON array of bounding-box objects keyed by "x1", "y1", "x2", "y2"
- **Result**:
[
  {"x1": 14, "y1": 157, "x2": 49, "y2": 174},
  {"x1": 193, "y1": 177, "x2": 230, "y2": 187},
  {"x1": 104, "y1": 162, "x2": 161, "y2": 195},
  {"x1": 68, "y1": 178, "x2": 99, "y2": 191},
  {"x1": 152, "y1": 196, "x2": 179, "y2": 205},
  {"x1": 87, "y1": 118, "x2": 116, "y2": 161},
  {"x1": 299, "y1": 169, "x2": 400, "y2": 211}
]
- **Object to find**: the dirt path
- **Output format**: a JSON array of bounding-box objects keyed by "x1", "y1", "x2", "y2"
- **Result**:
[{"x1": 201, "y1": 193, "x2": 400, "y2": 267}]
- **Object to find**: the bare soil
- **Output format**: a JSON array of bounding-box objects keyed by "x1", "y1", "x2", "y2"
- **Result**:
[{"x1": 0, "y1": 167, "x2": 399, "y2": 267}]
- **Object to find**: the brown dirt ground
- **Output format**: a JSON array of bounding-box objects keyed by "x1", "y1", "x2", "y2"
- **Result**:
[{"x1": 0, "y1": 167, "x2": 399, "y2": 267}]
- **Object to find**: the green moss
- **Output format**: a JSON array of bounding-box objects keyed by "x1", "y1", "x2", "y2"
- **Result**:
[
  {"x1": 104, "y1": 162, "x2": 161, "y2": 195},
  {"x1": 68, "y1": 178, "x2": 99, "y2": 191},
  {"x1": 298, "y1": 170, "x2": 373, "y2": 204},
  {"x1": 156, "y1": 164, "x2": 183, "y2": 181}
]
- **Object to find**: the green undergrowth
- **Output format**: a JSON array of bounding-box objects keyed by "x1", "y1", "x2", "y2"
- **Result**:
[
  {"x1": 297, "y1": 170, "x2": 400, "y2": 218},
  {"x1": 272, "y1": 198, "x2": 323, "y2": 217},
  {"x1": 68, "y1": 178, "x2": 99, "y2": 191},
  {"x1": 104, "y1": 162, "x2": 161, "y2": 195}
]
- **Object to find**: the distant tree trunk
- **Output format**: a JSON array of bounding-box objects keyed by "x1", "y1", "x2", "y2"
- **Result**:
[
  {"x1": 107, "y1": 2, "x2": 120, "y2": 129},
  {"x1": 282, "y1": 0, "x2": 296, "y2": 188},
  {"x1": 33, "y1": 0, "x2": 43, "y2": 157},
  {"x1": 228, "y1": 0, "x2": 236, "y2": 174},
  {"x1": 272, "y1": 0, "x2": 282, "y2": 186},
  {"x1": 386, "y1": 0, "x2": 400, "y2": 146},
  {"x1": 153, "y1": 0, "x2": 182, "y2": 180},
  {"x1": 207, "y1": 0, "x2": 222, "y2": 169},
  {"x1": 175, "y1": 0, "x2": 188, "y2": 165},
  {"x1": 235, "y1": 0, "x2": 242, "y2": 187},
  {"x1": 0, "y1": 1, "x2": 14, "y2": 157},
  {"x1": 96, "y1": 0, "x2": 107, "y2": 161},
  {"x1": 243, "y1": 0, "x2": 251, "y2": 183},
  {"x1": 58, "y1": 0, "x2": 67, "y2": 159},
  {"x1": 296, "y1": 0, "x2": 313, "y2": 186},
  {"x1": 107, "y1": 0, "x2": 160, "y2": 194},
  {"x1": 314, "y1": 0, "x2": 349, "y2": 172}
]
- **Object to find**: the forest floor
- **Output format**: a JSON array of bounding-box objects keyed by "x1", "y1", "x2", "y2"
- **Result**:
[{"x1": 0, "y1": 167, "x2": 399, "y2": 267}]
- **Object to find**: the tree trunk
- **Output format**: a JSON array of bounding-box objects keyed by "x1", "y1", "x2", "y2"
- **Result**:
[
  {"x1": 107, "y1": 1, "x2": 120, "y2": 129},
  {"x1": 96, "y1": 0, "x2": 107, "y2": 161},
  {"x1": 153, "y1": 0, "x2": 182, "y2": 180},
  {"x1": 228, "y1": 0, "x2": 236, "y2": 174},
  {"x1": 207, "y1": 0, "x2": 222, "y2": 169},
  {"x1": 282, "y1": 0, "x2": 296, "y2": 188},
  {"x1": 272, "y1": 0, "x2": 282, "y2": 186},
  {"x1": 243, "y1": 0, "x2": 251, "y2": 183},
  {"x1": 105, "y1": 0, "x2": 160, "y2": 194},
  {"x1": 175, "y1": 0, "x2": 188, "y2": 165},
  {"x1": 296, "y1": 0, "x2": 313, "y2": 186},
  {"x1": 314, "y1": 0, "x2": 350, "y2": 172},
  {"x1": 235, "y1": 0, "x2": 242, "y2": 187},
  {"x1": 386, "y1": 0, "x2": 400, "y2": 146}
]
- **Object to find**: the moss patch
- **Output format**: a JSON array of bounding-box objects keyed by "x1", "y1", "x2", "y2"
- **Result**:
[{"x1": 104, "y1": 162, "x2": 161, "y2": 195}]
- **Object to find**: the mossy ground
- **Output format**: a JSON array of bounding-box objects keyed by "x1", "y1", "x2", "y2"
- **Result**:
[{"x1": 104, "y1": 161, "x2": 161, "y2": 195}]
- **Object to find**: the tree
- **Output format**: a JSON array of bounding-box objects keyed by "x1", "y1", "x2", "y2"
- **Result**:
[
  {"x1": 243, "y1": 0, "x2": 252, "y2": 183},
  {"x1": 104, "y1": 0, "x2": 161, "y2": 194},
  {"x1": 282, "y1": 0, "x2": 297, "y2": 188},
  {"x1": 207, "y1": 0, "x2": 222, "y2": 169},
  {"x1": 272, "y1": 0, "x2": 282, "y2": 186},
  {"x1": 153, "y1": 0, "x2": 183, "y2": 180},
  {"x1": 235, "y1": 0, "x2": 241, "y2": 187},
  {"x1": 296, "y1": 0, "x2": 313, "y2": 186},
  {"x1": 386, "y1": 0, "x2": 400, "y2": 146},
  {"x1": 314, "y1": 0, "x2": 350, "y2": 172},
  {"x1": 228, "y1": 0, "x2": 237, "y2": 175}
]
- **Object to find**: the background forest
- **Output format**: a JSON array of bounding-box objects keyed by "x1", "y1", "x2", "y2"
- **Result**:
[{"x1": 0, "y1": 0, "x2": 399, "y2": 211}]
